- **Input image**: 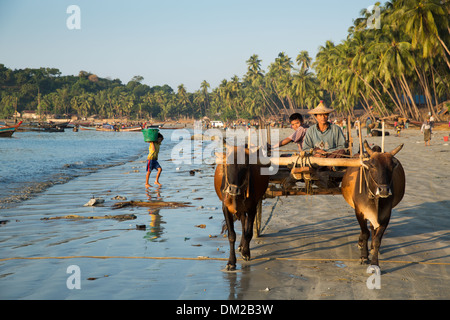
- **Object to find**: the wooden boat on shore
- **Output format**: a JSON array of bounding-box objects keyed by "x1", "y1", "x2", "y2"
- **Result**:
[
  {"x1": 96, "y1": 124, "x2": 119, "y2": 131},
  {"x1": 159, "y1": 126, "x2": 184, "y2": 130},
  {"x1": 120, "y1": 126, "x2": 143, "y2": 132},
  {"x1": 79, "y1": 125, "x2": 96, "y2": 131},
  {"x1": 0, "y1": 121, "x2": 22, "y2": 137}
]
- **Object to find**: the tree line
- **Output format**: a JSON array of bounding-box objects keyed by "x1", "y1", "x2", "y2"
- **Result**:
[{"x1": 1, "y1": 0, "x2": 449, "y2": 122}]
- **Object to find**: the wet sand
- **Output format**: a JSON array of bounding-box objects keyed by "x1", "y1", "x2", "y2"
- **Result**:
[{"x1": 0, "y1": 127, "x2": 449, "y2": 300}]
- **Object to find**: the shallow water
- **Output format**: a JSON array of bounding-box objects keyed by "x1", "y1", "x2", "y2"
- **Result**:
[
  {"x1": 0, "y1": 128, "x2": 240, "y2": 299},
  {"x1": 0, "y1": 130, "x2": 149, "y2": 208}
]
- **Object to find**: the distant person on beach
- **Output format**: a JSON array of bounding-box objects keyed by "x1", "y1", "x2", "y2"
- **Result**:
[
  {"x1": 272, "y1": 113, "x2": 308, "y2": 152},
  {"x1": 303, "y1": 101, "x2": 347, "y2": 158},
  {"x1": 145, "y1": 133, "x2": 164, "y2": 187},
  {"x1": 421, "y1": 118, "x2": 432, "y2": 146},
  {"x1": 366, "y1": 117, "x2": 372, "y2": 136}
]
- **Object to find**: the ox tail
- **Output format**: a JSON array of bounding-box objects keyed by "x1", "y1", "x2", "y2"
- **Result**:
[{"x1": 221, "y1": 215, "x2": 238, "y2": 235}]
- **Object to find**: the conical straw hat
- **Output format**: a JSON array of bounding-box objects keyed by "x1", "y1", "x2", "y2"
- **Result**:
[{"x1": 308, "y1": 100, "x2": 335, "y2": 115}]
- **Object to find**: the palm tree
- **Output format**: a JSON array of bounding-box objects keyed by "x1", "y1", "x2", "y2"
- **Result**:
[
  {"x1": 200, "y1": 80, "x2": 210, "y2": 116},
  {"x1": 397, "y1": 0, "x2": 450, "y2": 69},
  {"x1": 245, "y1": 54, "x2": 264, "y2": 84},
  {"x1": 291, "y1": 69, "x2": 320, "y2": 109},
  {"x1": 267, "y1": 52, "x2": 294, "y2": 114},
  {"x1": 296, "y1": 50, "x2": 312, "y2": 72},
  {"x1": 94, "y1": 90, "x2": 108, "y2": 118},
  {"x1": 176, "y1": 84, "x2": 191, "y2": 118},
  {"x1": 56, "y1": 87, "x2": 70, "y2": 115}
]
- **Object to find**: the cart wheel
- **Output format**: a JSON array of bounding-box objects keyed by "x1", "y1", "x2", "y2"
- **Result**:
[{"x1": 254, "y1": 199, "x2": 262, "y2": 238}]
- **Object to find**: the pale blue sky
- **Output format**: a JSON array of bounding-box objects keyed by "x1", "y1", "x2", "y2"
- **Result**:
[{"x1": 0, "y1": 0, "x2": 378, "y2": 92}]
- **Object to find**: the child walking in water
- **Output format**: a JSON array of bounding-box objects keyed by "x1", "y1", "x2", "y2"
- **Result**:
[{"x1": 145, "y1": 133, "x2": 164, "y2": 188}]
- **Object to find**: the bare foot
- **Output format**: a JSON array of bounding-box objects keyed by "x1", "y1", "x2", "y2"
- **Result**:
[
  {"x1": 145, "y1": 184, "x2": 151, "y2": 188},
  {"x1": 154, "y1": 181, "x2": 162, "y2": 186}
]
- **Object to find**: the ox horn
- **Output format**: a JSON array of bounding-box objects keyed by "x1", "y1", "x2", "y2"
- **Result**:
[
  {"x1": 390, "y1": 143, "x2": 404, "y2": 156},
  {"x1": 363, "y1": 140, "x2": 373, "y2": 156}
]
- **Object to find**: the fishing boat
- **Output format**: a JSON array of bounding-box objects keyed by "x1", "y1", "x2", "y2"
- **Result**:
[
  {"x1": 42, "y1": 126, "x2": 65, "y2": 132},
  {"x1": 120, "y1": 126, "x2": 143, "y2": 132},
  {"x1": 159, "y1": 126, "x2": 184, "y2": 130},
  {"x1": 38, "y1": 122, "x2": 66, "y2": 132},
  {"x1": 0, "y1": 121, "x2": 22, "y2": 137},
  {"x1": 96, "y1": 123, "x2": 119, "y2": 131},
  {"x1": 79, "y1": 125, "x2": 96, "y2": 131}
]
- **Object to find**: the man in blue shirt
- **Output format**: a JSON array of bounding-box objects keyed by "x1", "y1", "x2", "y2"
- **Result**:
[{"x1": 303, "y1": 101, "x2": 347, "y2": 158}]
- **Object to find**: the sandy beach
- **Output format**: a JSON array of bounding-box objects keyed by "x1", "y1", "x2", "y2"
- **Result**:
[{"x1": 0, "y1": 126, "x2": 449, "y2": 301}]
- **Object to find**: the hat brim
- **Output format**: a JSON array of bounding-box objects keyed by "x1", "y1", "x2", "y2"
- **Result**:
[{"x1": 308, "y1": 108, "x2": 335, "y2": 115}]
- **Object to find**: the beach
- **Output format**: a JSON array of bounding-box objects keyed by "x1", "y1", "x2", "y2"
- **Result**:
[{"x1": 0, "y1": 126, "x2": 449, "y2": 300}]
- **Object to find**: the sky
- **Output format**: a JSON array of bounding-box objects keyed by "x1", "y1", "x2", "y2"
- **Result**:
[{"x1": 0, "y1": 0, "x2": 378, "y2": 92}]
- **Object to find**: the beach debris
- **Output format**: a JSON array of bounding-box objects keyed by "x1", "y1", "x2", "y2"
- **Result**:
[
  {"x1": 135, "y1": 224, "x2": 146, "y2": 230},
  {"x1": 111, "y1": 195, "x2": 127, "y2": 200},
  {"x1": 41, "y1": 214, "x2": 137, "y2": 221},
  {"x1": 195, "y1": 224, "x2": 206, "y2": 228},
  {"x1": 112, "y1": 200, "x2": 192, "y2": 209},
  {"x1": 84, "y1": 197, "x2": 105, "y2": 207},
  {"x1": 189, "y1": 169, "x2": 202, "y2": 176},
  {"x1": 87, "y1": 275, "x2": 109, "y2": 281},
  {"x1": 0, "y1": 220, "x2": 10, "y2": 225}
]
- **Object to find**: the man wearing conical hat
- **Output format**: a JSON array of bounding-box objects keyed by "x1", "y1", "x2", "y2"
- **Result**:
[{"x1": 303, "y1": 101, "x2": 346, "y2": 158}]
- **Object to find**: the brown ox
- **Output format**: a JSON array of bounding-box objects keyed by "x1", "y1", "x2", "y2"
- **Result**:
[
  {"x1": 342, "y1": 141, "x2": 405, "y2": 267},
  {"x1": 214, "y1": 146, "x2": 270, "y2": 271}
]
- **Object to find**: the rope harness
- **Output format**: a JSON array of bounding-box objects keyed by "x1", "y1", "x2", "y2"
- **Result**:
[
  {"x1": 222, "y1": 163, "x2": 250, "y2": 199},
  {"x1": 360, "y1": 162, "x2": 394, "y2": 199}
]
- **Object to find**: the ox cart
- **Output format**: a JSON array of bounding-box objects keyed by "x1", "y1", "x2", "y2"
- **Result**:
[
  {"x1": 251, "y1": 119, "x2": 383, "y2": 237},
  {"x1": 215, "y1": 118, "x2": 404, "y2": 271}
]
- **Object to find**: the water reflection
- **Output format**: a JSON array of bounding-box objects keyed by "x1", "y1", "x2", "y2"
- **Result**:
[
  {"x1": 223, "y1": 265, "x2": 252, "y2": 300},
  {"x1": 143, "y1": 208, "x2": 165, "y2": 242},
  {"x1": 143, "y1": 187, "x2": 165, "y2": 242}
]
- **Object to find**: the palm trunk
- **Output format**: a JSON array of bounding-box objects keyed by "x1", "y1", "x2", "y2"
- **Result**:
[
  {"x1": 415, "y1": 65, "x2": 437, "y2": 120},
  {"x1": 377, "y1": 78, "x2": 406, "y2": 117},
  {"x1": 258, "y1": 86, "x2": 278, "y2": 116},
  {"x1": 388, "y1": 78, "x2": 408, "y2": 118},
  {"x1": 436, "y1": 34, "x2": 450, "y2": 70},
  {"x1": 395, "y1": 77, "x2": 414, "y2": 119},
  {"x1": 359, "y1": 90, "x2": 376, "y2": 120},
  {"x1": 399, "y1": 74, "x2": 420, "y2": 120},
  {"x1": 271, "y1": 80, "x2": 290, "y2": 115},
  {"x1": 369, "y1": 93, "x2": 387, "y2": 118}
]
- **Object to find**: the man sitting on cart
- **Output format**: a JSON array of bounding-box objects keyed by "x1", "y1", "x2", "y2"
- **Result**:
[
  {"x1": 303, "y1": 101, "x2": 347, "y2": 159},
  {"x1": 272, "y1": 113, "x2": 308, "y2": 152}
]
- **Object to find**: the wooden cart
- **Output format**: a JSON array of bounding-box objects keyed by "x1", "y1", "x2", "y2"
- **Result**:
[{"x1": 252, "y1": 118, "x2": 378, "y2": 237}]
